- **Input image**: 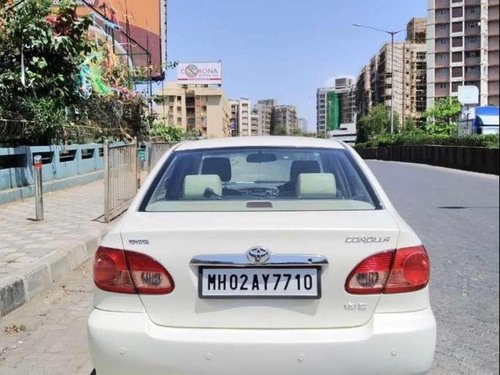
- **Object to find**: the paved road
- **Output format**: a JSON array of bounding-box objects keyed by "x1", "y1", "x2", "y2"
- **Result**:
[
  {"x1": 0, "y1": 162, "x2": 498, "y2": 374},
  {"x1": 368, "y1": 161, "x2": 499, "y2": 375}
]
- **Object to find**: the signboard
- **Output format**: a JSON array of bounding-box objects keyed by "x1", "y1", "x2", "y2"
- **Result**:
[
  {"x1": 458, "y1": 86, "x2": 479, "y2": 105},
  {"x1": 53, "y1": 0, "x2": 166, "y2": 80},
  {"x1": 177, "y1": 62, "x2": 222, "y2": 85}
]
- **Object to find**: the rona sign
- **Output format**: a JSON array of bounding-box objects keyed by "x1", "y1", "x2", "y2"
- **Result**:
[{"x1": 177, "y1": 62, "x2": 222, "y2": 85}]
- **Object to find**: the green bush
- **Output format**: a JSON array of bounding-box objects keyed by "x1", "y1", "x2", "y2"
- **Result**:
[
  {"x1": 356, "y1": 133, "x2": 499, "y2": 149},
  {"x1": 150, "y1": 122, "x2": 198, "y2": 143}
]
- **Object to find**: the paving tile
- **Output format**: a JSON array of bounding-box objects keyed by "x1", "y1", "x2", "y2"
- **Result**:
[{"x1": 0, "y1": 180, "x2": 109, "y2": 286}]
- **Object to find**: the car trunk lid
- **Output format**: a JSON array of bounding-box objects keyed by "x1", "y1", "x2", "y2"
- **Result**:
[{"x1": 120, "y1": 210, "x2": 400, "y2": 329}]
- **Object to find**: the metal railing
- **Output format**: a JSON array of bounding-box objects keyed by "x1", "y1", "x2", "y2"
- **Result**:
[
  {"x1": 148, "y1": 142, "x2": 172, "y2": 173},
  {"x1": 104, "y1": 139, "x2": 138, "y2": 223}
]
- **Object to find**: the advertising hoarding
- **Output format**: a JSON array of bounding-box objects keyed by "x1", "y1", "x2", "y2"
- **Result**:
[
  {"x1": 53, "y1": 0, "x2": 166, "y2": 80},
  {"x1": 177, "y1": 62, "x2": 222, "y2": 85}
]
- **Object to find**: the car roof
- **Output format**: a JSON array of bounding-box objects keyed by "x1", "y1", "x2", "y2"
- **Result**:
[{"x1": 174, "y1": 136, "x2": 347, "y2": 151}]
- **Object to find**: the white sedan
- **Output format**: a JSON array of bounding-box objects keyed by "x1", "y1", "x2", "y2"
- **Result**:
[{"x1": 88, "y1": 136, "x2": 436, "y2": 375}]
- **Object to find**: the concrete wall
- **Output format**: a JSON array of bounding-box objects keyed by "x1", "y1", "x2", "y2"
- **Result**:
[{"x1": 0, "y1": 144, "x2": 104, "y2": 204}]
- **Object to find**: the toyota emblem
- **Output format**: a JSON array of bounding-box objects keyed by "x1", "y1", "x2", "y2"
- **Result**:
[{"x1": 246, "y1": 247, "x2": 271, "y2": 264}]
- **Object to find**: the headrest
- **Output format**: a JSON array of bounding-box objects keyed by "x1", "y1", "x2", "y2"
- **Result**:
[
  {"x1": 296, "y1": 173, "x2": 337, "y2": 199},
  {"x1": 290, "y1": 160, "x2": 320, "y2": 183},
  {"x1": 183, "y1": 175, "x2": 222, "y2": 200},
  {"x1": 202, "y1": 158, "x2": 232, "y2": 182}
]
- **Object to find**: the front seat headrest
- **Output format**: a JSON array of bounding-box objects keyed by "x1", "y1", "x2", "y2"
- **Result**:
[{"x1": 202, "y1": 158, "x2": 232, "y2": 182}]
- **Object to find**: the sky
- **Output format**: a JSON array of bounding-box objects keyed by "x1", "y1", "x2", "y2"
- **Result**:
[{"x1": 163, "y1": 0, "x2": 427, "y2": 132}]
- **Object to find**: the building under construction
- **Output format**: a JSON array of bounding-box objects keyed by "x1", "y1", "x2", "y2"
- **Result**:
[
  {"x1": 356, "y1": 17, "x2": 428, "y2": 127},
  {"x1": 316, "y1": 77, "x2": 357, "y2": 142}
]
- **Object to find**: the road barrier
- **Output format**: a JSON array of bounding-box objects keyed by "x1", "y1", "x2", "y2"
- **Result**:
[
  {"x1": 103, "y1": 139, "x2": 138, "y2": 223},
  {"x1": 356, "y1": 145, "x2": 499, "y2": 175}
]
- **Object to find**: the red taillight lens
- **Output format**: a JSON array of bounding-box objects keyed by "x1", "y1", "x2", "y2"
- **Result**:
[
  {"x1": 385, "y1": 246, "x2": 430, "y2": 294},
  {"x1": 345, "y1": 246, "x2": 430, "y2": 295},
  {"x1": 94, "y1": 247, "x2": 135, "y2": 294},
  {"x1": 94, "y1": 247, "x2": 175, "y2": 295}
]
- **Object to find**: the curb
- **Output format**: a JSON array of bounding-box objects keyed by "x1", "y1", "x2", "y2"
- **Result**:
[{"x1": 0, "y1": 229, "x2": 108, "y2": 318}]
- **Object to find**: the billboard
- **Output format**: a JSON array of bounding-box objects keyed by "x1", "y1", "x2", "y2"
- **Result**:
[
  {"x1": 177, "y1": 62, "x2": 222, "y2": 85},
  {"x1": 53, "y1": 0, "x2": 166, "y2": 80}
]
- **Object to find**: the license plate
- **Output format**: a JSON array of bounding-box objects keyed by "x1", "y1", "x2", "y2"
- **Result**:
[{"x1": 199, "y1": 267, "x2": 321, "y2": 299}]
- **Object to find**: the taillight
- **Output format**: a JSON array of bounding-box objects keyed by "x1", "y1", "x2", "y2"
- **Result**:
[
  {"x1": 345, "y1": 246, "x2": 430, "y2": 295},
  {"x1": 94, "y1": 247, "x2": 175, "y2": 295},
  {"x1": 385, "y1": 246, "x2": 430, "y2": 294}
]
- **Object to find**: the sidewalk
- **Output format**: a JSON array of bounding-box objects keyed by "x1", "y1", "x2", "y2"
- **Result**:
[{"x1": 0, "y1": 180, "x2": 110, "y2": 317}]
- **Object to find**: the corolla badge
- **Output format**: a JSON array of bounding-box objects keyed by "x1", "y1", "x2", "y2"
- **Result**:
[{"x1": 246, "y1": 247, "x2": 271, "y2": 264}]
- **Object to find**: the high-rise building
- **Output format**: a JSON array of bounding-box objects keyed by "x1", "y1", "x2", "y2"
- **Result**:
[
  {"x1": 250, "y1": 114, "x2": 260, "y2": 136},
  {"x1": 356, "y1": 65, "x2": 372, "y2": 119},
  {"x1": 272, "y1": 105, "x2": 298, "y2": 135},
  {"x1": 427, "y1": 0, "x2": 499, "y2": 107},
  {"x1": 251, "y1": 99, "x2": 301, "y2": 136},
  {"x1": 355, "y1": 18, "x2": 428, "y2": 126},
  {"x1": 298, "y1": 118, "x2": 309, "y2": 133},
  {"x1": 251, "y1": 99, "x2": 276, "y2": 136},
  {"x1": 317, "y1": 77, "x2": 357, "y2": 136},
  {"x1": 488, "y1": 0, "x2": 499, "y2": 106},
  {"x1": 155, "y1": 83, "x2": 231, "y2": 138},
  {"x1": 230, "y1": 98, "x2": 251, "y2": 136},
  {"x1": 407, "y1": 17, "x2": 428, "y2": 43}
]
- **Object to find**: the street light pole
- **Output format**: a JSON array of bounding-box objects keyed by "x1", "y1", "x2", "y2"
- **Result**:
[
  {"x1": 390, "y1": 32, "x2": 395, "y2": 135},
  {"x1": 353, "y1": 24, "x2": 404, "y2": 134}
]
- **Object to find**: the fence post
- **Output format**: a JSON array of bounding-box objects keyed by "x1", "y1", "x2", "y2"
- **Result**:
[
  {"x1": 134, "y1": 137, "x2": 140, "y2": 190},
  {"x1": 33, "y1": 155, "x2": 44, "y2": 221},
  {"x1": 104, "y1": 141, "x2": 110, "y2": 223}
]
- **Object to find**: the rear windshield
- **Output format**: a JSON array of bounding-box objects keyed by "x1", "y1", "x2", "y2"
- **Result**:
[{"x1": 141, "y1": 147, "x2": 381, "y2": 212}]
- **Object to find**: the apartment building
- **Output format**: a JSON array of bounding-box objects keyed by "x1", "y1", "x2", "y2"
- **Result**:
[
  {"x1": 408, "y1": 17, "x2": 428, "y2": 43},
  {"x1": 427, "y1": 0, "x2": 499, "y2": 107},
  {"x1": 298, "y1": 118, "x2": 309, "y2": 133},
  {"x1": 356, "y1": 65, "x2": 372, "y2": 119},
  {"x1": 251, "y1": 99, "x2": 276, "y2": 136},
  {"x1": 355, "y1": 18, "x2": 428, "y2": 126},
  {"x1": 230, "y1": 98, "x2": 252, "y2": 136},
  {"x1": 250, "y1": 114, "x2": 260, "y2": 136},
  {"x1": 317, "y1": 77, "x2": 357, "y2": 136},
  {"x1": 272, "y1": 105, "x2": 298, "y2": 135},
  {"x1": 155, "y1": 83, "x2": 231, "y2": 138},
  {"x1": 488, "y1": 0, "x2": 499, "y2": 105}
]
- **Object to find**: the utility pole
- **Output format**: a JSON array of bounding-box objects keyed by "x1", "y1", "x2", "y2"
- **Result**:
[{"x1": 353, "y1": 24, "x2": 404, "y2": 134}]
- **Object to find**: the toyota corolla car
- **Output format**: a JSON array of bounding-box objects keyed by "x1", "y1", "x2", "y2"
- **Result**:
[{"x1": 88, "y1": 136, "x2": 436, "y2": 375}]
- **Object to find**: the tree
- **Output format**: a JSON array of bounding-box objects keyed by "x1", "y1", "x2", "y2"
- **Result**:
[
  {"x1": 0, "y1": 0, "x2": 93, "y2": 105},
  {"x1": 423, "y1": 97, "x2": 461, "y2": 135},
  {"x1": 356, "y1": 105, "x2": 399, "y2": 143}
]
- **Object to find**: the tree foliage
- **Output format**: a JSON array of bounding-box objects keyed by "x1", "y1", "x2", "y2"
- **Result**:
[
  {"x1": 0, "y1": 0, "x2": 152, "y2": 145},
  {"x1": 423, "y1": 97, "x2": 461, "y2": 135},
  {"x1": 0, "y1": 0, "x2": 93, "y2": 104},
  {"x1": 150, "y1": 122, "x2": 198, "y2": 143},
  {"x1": 356, "y1": 105, "x2": 400, "y2": 143}
]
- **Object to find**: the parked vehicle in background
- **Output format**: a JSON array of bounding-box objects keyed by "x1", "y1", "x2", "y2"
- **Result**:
[{"x1": 88, "y1": 137, "x2": 436, "y2": 375}]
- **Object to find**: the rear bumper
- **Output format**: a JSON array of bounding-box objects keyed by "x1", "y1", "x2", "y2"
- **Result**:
[{"x1": 88, "y1": 308, "x2": 436, "y2": 375}]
